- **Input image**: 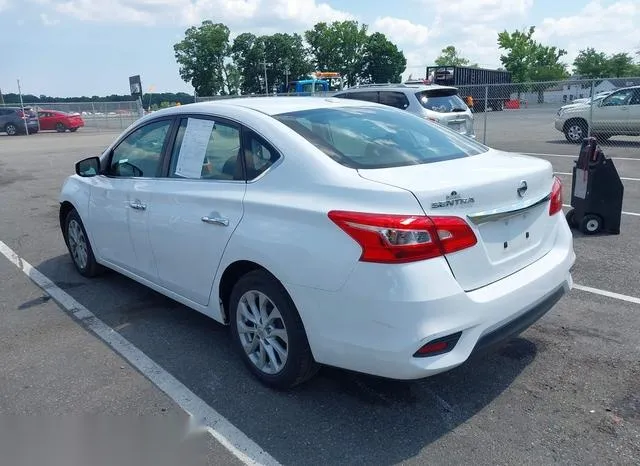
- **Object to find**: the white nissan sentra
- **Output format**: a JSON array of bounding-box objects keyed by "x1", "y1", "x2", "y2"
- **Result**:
[{"x1": 59, "y1": 97, "x2": 576, "y2": 389}]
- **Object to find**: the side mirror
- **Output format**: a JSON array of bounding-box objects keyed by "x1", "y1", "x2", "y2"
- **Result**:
[{"x1": 75, "y1": 156, "x2": 100, "y2": 177}]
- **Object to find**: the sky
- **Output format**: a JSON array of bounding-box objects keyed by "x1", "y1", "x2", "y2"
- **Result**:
[{"x1": 1, "y1": 0, "x2": 639, "y2": 97}]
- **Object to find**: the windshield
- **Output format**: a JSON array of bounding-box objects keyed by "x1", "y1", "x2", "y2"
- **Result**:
[
  {"x1": 272, "y1": 106, "x2": 488, "y2": 169},
  {"x1": 416, "y1": 89, "x2": 468, "y2": 113}
]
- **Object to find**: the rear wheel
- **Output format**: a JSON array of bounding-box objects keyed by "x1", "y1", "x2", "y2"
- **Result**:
[
  {"x1": 56, "y1": 122, "x2": 67, "y2": 133},
  {"x1": 565, "y1": 208, "x2": 577, "y2": 228},
  {"x1": 580, "y1": 214, "x2": 602, "y2": 235},
  {"x1": 229, "y1": 270, "x2": 318, "y2": 389}
]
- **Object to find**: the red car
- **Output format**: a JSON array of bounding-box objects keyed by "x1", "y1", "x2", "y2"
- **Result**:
[{"x1": 37, "y1": 110, "x2": 85, "y2": 132}]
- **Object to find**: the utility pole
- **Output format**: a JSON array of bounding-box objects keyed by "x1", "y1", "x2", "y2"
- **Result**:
[
  {"x1": 260, "y1": 56, "x2": 270, "y2": 95},
  {"x1": 17, "y1": 79, "x2": 29, "y2": 135},
  {"x1": 284, "y1": 64, "x2": 290, "y2": 92}
]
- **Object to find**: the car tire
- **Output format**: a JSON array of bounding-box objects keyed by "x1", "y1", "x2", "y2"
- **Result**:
[
  {"x1": 563, "y1": 120, "x2": 587, "y2": 144},
  {"x1": 56, "y1": 122, "x2": 67, "y2": 133},
  {"x1": 5, "y1": 123, "x2": 17, "y2": 136},
  {"x1": 565, "y1": 208, "x2": 577, "y2": 228},
  {"x1": 229, "y1": 269, "x2": 319, "y2": 389},
  {"x1": 580, "y1": 214, "x2": 602, "y2": 235},
  {"x1": 69, "y1": 127, "x2": 78, "y2": 132},
  {"x1": 63, "y1": 209, "x2": 104, "y2": 277}
]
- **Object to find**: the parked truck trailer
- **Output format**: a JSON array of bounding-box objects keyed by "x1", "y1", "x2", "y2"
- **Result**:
[{"x1": 426, "y1": 65, "x2": 512, "y2": 112}]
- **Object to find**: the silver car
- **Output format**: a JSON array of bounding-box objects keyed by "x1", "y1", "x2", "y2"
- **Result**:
[{"x1": 332, "y1": 83, "x2": 475, "y2": 138}]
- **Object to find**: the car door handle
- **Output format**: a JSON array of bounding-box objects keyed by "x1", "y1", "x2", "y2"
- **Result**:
[
  {"x1": 201, "y1": 216, "x2": 229, "y2": 226},
  {"x1": 129, "y1": 201, "x2": 146, "y2": 210}
]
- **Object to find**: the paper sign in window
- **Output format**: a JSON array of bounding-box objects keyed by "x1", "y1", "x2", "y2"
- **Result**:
[{"x1": 174, "y1": 118, "x2": 215, "y2": 178}]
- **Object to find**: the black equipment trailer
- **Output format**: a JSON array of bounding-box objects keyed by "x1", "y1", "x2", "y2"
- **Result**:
[{"x1": 565, "y1": 137, "x2": 624, "y2": 235}]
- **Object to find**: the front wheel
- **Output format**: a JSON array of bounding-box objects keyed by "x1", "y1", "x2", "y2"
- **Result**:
[
  {"x1": 5, "y1": 123, "x2": 17, "y2": 136},
  {"x1": 64, "y1": 209, "x2": 103, "y2": 277},
  {"x1": 229, "y1": 270, "x2": 319, "y2": 389},
  {"x1": 564, "y1": 120, "x2": 587, "y2": 143},
  {"x1": 56, "y1": 122, "x2": 67, "y2": 133},
  {"x1": 69, "y1": 127, "x2": 78, "y2": 132}
]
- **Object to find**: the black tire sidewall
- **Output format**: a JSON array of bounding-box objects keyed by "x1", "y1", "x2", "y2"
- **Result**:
[
  {"x1": 581, "y1": 215, "x2": 602, "y2": 235},
  {"x1": 228, "y1": 270, "x2": 316, "y2": 389},
  {"x1": 64, "y1": 209, "x2": 100, "y2": 277}
]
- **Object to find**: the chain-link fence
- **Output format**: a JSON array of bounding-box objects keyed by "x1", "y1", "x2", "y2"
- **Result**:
[
  {"x1": 1, "y1": 100, "x2": 142, "y2": 133},
  {"x1": 196, "y1": 76, "x2": 640, "y2": 153},
  {"x1": 457, "y1": 76, "x2": 640, "y2": 152}
]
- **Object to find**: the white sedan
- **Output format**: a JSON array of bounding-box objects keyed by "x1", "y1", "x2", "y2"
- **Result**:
[{"x1": 59, "y1": 96, "x2": 576, "y2": 389}]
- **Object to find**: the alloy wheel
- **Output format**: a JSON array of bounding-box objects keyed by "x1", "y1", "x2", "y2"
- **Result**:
[
  {"x1": 67, "y1": 219, "x2": 88, "y2": 270},
  {"x1": 236, "y1": 290, "x2": 289, "y2": 375}
]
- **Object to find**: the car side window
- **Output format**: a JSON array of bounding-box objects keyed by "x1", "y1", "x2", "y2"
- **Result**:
[
  {"x1": 243, "y1": 131, "x2": 281, "y2": 180},
  {"x1": 601, "y1": 89, "x2": 634, "y2": 107},
  {"x1": 378, "y1": 91, "x2": 410, "y2": 110},
  {"x1": 108, "y1": 119, "x2": 171, "y2": 178},
  {"x1": 349, "y1": 91, "x2": 379, "y2": 103},
  {"x1": 629, "y1": 89, "x2": 640, "y2": 105},
  {"x1": 169, "y1": 117, "x2": 243, "y2": 181}
]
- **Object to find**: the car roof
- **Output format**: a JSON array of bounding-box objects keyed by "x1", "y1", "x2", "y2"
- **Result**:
[
  {"x1": 335, "y1": 83, "x2": 458, "y2": 93},
  {"x1": 150, "y1": 96, "x2": 382, "y2": 117}
]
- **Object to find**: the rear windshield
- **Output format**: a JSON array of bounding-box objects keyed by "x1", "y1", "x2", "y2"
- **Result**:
[
  {"x1": 417, "y1": 90, "x2": 468, "y2": 113},
  {"x1": 272, "y1": 106, "x2": 488, "y2": 169}
]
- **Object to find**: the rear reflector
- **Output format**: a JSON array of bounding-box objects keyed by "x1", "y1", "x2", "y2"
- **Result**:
[
  {"x1": 328, "y1": 211, "x2": 477, "y2": 264},
  {"x1": 414, "y1": 331, "x2": 462, "y2": 357}
]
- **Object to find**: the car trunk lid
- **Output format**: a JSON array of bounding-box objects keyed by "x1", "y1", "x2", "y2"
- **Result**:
[{"x1": 357, "y1": 150, "x2": 558, "y2": 291}]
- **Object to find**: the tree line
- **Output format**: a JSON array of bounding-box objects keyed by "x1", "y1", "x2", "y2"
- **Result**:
[
  {"x1": 3, "y1": 23, "x2": 637, "y2": 104},
  {"x1": 440, "y1": 27, "x2": 639, "y2": 83},
  {"x1": 0, "y1": 92, "x2": 195, "y2": 107},
  {"x1": 173, "y1": 20, "x2": 407, "y2": 96}
]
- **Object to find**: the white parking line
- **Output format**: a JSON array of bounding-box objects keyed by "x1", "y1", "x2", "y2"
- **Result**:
[
  {"x1": 555, "y1": 171, "x2": 640, "y2": 182},
  {"x1": 524, "y1": 152, "x2": 640, "y2": 162},
  {"x1": 572, "y1": 285, "x2": 640, "y2": 305},
  {"x1": 562, "y1": 204, "x2": 640, "y2": 217},
  {"x1": 0, "y1": 240, "x2": 280, "y2": 466}
]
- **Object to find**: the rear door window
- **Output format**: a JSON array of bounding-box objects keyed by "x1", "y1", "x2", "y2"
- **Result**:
[
  {"x1": 378, "y1": 91, "x2": 410, "y2": 110},
  {"x1": 343, "y1": 91, "x2": 379, "y2": 103}
]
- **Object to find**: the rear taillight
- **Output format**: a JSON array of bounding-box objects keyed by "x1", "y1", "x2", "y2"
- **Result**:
[
  {"x1": 549, "y1": 176, "x2": 563, "y2": 216},
  {"x1": 327, "y1": 210, "x2": 477, "y2": 264}
]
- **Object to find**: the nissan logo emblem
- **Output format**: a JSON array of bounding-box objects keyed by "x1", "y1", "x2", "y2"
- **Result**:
[{"x1": 517, "y1": 181, "x2": 528, "y2": 198}]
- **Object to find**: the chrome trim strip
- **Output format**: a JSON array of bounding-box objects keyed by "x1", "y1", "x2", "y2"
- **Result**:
[{"x1": 466, "y1": 192, "x2": 551, "y2": 225}]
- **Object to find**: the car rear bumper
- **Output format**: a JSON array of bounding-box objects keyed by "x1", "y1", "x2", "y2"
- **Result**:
[{"x1": 285, "y1": 213, "x2": 575, "y2": 380}]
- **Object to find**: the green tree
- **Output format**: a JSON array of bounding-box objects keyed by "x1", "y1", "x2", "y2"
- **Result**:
[
  {"x1": 498, "y1": 26, "x2": 569, "y2": 101},
  {"x1": 304, "y1": 20, "x2": 369, "y2": 86},
  {"x1": 231, "y1": 32, "x2": 312, "y2": 94},
  {"x1": 573, "y1": 48, "x2": 609, "y2": 78},
  {"x1": 173, "y1": 21, "x2": 232, "y2": 96},
  {"x1": 231, "y1": 32, "x2": 265, "y2": 94},
  {"x1": 434, "y1": 46, "x2": 473, "y2": 67},
  {"x1": 606, "y1": 52, "x2": 638, "y2": 77},
  {"x1": 574, "y1": 48, "x2": 639, "y2": 78},
  {"x1": 361, "y1": 32, "x2": 407, "y2": 83},
  {"x1": 263, "y1": 33, "x2": 313, "y2": 91}
]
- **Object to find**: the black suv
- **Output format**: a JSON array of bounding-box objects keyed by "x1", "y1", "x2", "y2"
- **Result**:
[{"x1": 0, "y1": 107, "x2": 39, "y2": 135}]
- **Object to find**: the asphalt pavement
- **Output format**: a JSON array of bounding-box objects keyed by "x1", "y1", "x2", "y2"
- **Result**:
[{"x1": 1, "y1": 115, "x2": 639, "y2": 465}]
